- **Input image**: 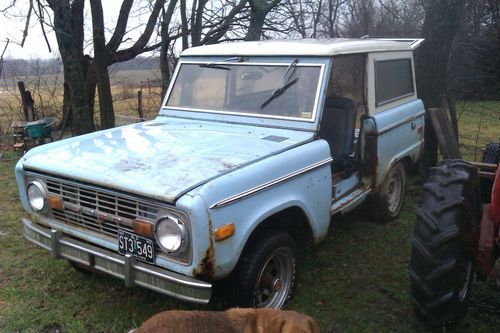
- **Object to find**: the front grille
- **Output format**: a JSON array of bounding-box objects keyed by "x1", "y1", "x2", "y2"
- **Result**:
[{"x1": 41, "y1": 177, "x2": 159, "y2": 238}]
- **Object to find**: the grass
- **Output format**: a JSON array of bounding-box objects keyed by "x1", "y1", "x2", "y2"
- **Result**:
[
  {"x1": 0, "y1": 84, "x2": 499, "y2": 331},
  {"x1": 1, "y1": 152, "x2": 499, "y2": 332},
  {"x1": 456, "y1": 100, "x2": 499, "y2": 161}
]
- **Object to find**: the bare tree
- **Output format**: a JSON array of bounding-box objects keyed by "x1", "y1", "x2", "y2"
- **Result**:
[{"x1": 416, "y1": 0, "x2": 466, "y2": 169}]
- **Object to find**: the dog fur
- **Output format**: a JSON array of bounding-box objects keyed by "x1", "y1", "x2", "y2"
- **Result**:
[{"x1": 132, "y1": 308, "x2": 320, "y2": 333}]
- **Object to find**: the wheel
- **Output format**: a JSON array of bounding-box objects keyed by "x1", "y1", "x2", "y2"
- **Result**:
[
  {"x1": 410, "y1": 160, "x2": 479, "y2": 327},
  {"x1": 230, "y1": 231, "x2": 296, "y2": 309},
  {"x1": 482, "y1": 142, "x2": 499, "y2": 164},
  {"x1": 369, "y1": 161, "x2": 406, "y2": 223},
  {"x1": 480, "y1": 142, "x2": 499, "y2": 202}
]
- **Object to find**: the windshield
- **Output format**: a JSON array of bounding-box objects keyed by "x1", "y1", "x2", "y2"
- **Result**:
[{"x1": 165, "y1": 62, "x2": 323, "y2": 121}]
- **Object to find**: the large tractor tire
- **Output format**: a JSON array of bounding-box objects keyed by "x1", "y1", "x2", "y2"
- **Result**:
[{"x1": 410, "y1": 160, "x2": 480, "y2": 327}]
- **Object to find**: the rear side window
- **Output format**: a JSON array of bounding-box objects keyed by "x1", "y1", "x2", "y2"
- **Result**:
[{"x1": 375, "y1": 59, "x2": 414, "y2": 106}]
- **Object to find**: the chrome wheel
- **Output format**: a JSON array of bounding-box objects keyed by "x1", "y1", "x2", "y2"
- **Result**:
[
  {"x1": 386, "y1": 166, "x2": 403, "y2": 214},
  {"x1": 254, "y1": 247, "x2": 295, "y2": 308}
]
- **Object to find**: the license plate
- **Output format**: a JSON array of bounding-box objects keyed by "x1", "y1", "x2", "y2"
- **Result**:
[{"x1": 118, "y1": 230, "x2": 155, "y2": 264}]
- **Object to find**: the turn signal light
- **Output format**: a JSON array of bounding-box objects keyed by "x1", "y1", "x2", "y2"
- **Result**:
[
  {"x1": 47, "y1": 195, "x2": 63, "y2": 210},
  {"x1": 215, "y1": 223, "x2": 235, "y2": 242},
  {"x1": 133, "y1": 219, "x2": 154, "y2": 237}
]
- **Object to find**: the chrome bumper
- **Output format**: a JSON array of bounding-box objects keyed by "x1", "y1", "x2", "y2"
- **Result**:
[{"x1": 22, "y1": 218, "x2": 211, "y2": 304}]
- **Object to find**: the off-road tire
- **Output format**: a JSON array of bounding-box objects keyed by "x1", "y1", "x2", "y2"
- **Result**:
[
  {"x1": 480, "y1": 142, "x2": 499, "y2": 202},
  {"x1": 230, "y1": 231, "x2": 296, "y2": 309},
  {"x1": 369, "y1": 161, "x2": 406, "y2": 223},
  {"x1": 410, "y1": 159, "x2": 479, "y2": 327}
]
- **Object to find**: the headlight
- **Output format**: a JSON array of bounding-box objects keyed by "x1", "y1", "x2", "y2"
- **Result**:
[
  {"x1": 27, "y1": 180, "x2": 47, "y2": 212},
  {"x1": 155, "y1": 216, "x2": 188, "y2": 253}
]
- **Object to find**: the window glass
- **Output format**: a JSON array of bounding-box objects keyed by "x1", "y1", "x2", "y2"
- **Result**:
[
  {"x1": 166, "y1": 63, "x2": 322, "y2": 120},
  {"x1": 375, "y1": 59, "x2": 414, "y2": 105}
]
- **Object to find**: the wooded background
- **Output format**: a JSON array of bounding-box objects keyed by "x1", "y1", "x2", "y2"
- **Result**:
[{"x1": 0, "y1": 0, "x2": 498, "y2": 153}]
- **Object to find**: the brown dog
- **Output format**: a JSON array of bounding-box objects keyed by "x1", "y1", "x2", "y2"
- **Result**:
[{"x1": 132, "y1": 308, "x2": 320, "y2": 333}]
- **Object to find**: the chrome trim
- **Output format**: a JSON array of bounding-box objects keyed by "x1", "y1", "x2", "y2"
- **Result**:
[
  {"x1": 210, "y1": 157, "x2": 333, "y2": 209},
  {"x1": 27, "y1": 179, "x2": 48, "y2": 212},
  {"x1": 24, "y1": 171, "x2": 192, "y2": 263},
  {"x1": 377, "y1": 110, "x2": 425, "y2": 135},
  {"x1": 23, "y1": 218, "x2": 211, "y2": 304},
  {"x1": 162, "y1": 60, "x2": 326, "y2": 124}
]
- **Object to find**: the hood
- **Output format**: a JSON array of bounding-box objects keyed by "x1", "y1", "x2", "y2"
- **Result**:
[{"x1": 22, "y1": 117, "x2": 314, "y2": 202}]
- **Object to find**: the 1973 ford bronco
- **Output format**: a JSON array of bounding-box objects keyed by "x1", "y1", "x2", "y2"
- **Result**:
[{"x1": 16, "y1": 38, "x2": 425, "y2": 308}]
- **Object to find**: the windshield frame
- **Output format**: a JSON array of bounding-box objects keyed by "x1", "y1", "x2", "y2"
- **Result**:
[{"x1": 161, "y1": 57, "x2": 328, "y2": 127}]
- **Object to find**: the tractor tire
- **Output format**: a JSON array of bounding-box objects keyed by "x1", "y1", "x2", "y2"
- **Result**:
[
  {"x1": 410, "y1": 159, "x2": 479, "y2": 327},
  {"x1": 230, "y1": 231, "x2": 296, "y2": 309},
  {"x1": 480, "y1": 142, "x2": 499, "y2": 202}
]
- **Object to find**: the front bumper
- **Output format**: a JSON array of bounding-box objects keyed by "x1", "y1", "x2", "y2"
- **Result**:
[{"x1": 22, "y1": 218, "x2": 212, "y2": 304}]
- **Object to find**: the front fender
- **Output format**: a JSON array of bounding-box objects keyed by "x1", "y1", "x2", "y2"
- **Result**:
[{"x1": 190, "y1": 139, "x2": 332, "y2": 279}]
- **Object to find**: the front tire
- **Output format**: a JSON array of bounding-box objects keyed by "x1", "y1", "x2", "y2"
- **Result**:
[
  {"x1": 369, "y1": 161, "x2": 406, "y2": 223},
  {"x1": 230, "y1": 231, "x2": 296, "y2": 309},
  {"x1": 410, "y1": 160, "x2": 479, "y2": 327}
]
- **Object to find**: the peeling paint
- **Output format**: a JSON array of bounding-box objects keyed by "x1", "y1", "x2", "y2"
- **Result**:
[{"x1": 114, "y1": 159, "x2": 151, "y2": 172}]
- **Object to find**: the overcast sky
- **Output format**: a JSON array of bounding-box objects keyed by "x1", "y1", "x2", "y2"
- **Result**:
[{"x1": 1, "y1": 1, "x2": 152, "y2": 59}]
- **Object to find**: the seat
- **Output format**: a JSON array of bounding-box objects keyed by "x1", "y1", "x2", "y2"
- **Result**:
[{"x1": 319, "y1": 96, "x2": 357, "y2": 172}]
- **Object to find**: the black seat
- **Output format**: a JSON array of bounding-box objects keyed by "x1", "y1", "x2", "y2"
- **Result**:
[{"x1": 319, "y1": 96, "x2": 357, "y2": 172}]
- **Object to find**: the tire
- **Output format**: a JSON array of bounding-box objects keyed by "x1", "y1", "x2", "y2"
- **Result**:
[
  {"x1": 480, "y1": 142, "x2": 499, "y2": 202},
  {"x1": 410, "y1": 159, "x2": 479, "y2": 327},
  {"x1": 369, "y1": 161, "x2": 406, "y2": 223},
  {"x1": 482, "y1": 142, "x2": 499, "y2": 164},
  {"x1": 230, "y1": 231, "x2": 296, "y2": 309}
]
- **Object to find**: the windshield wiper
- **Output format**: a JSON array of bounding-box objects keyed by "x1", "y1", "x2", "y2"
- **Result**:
[
  {"x1": 260, "y1": 77, "x2": 299, "y2": 109},
  {"x1": 198, "y1": 57, "x2": 245, "y2": 70},
  {"x1": 198, "y1": 63, "x2": 231, "y2": 70},
  {"x1": 260, "y1": 59, "x2": 299, "y2": 109}
]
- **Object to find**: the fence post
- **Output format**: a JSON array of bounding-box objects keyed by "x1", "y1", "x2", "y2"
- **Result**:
[
  {"x1": 17, "y1": 81, "x2": 36, "y2": 121},
  {"x1": 137, "y1": 90, "x2": 144, "y2": 121}
]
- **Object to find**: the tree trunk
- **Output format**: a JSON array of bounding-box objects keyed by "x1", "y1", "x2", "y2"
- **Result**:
[
  {"x1": 48, "y1": 0, "x2": 94, "y2": 135},
  {"x1": 90, "y1": 0, "x2": 115, "y2": 129},
  {"x1": 416, "y1": 0, "x2": 465, "y2": 171}
]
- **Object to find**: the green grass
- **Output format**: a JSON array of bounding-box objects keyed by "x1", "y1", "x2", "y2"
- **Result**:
[
  {"x1": 0, "y1": 99, "x2": 499, "y2": 332},
  {"x1": 1, "y1": 153, "x2": 499, "y2": 332},
  {"x1": 456, "y1": 100, "x2": 499, "y2": 161}
]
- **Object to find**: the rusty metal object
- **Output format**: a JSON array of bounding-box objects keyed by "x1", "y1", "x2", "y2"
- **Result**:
[{"x1": 193, "y1": 215, "x2": 215, "y2": 280}]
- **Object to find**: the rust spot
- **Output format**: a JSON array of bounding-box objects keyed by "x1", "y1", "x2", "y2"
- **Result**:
[{"x1": 192, "y1": 213, "x2": 215, "y2": 280}]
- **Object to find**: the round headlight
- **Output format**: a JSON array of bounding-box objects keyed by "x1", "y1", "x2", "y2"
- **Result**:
[
  {"x1": 27, "y1": 180, "x2": 47, "y2": 212},
  {"x1": 155, "y1": 216, "x2": 188, "y2": 253}
]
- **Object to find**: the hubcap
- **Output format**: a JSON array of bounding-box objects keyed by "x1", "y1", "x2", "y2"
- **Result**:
[{"x1": 254, "y1": 248, "x2": 294, "y2": 308}]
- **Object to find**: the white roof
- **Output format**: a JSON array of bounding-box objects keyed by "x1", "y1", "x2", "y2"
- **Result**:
[{"x1": 182, "y1": 38, "x2": 422, "y2": 57}]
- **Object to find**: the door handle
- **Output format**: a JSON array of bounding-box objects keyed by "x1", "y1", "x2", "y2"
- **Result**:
[{"x1": 411, "y1": 122, "x2": 416, "y2": 130}]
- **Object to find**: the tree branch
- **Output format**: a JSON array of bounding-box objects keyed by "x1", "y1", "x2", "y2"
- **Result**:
[
  {"x1": 20, "y1": 0, "x2": 34, "y2": 47},
  {"x1": 106, "y1": 0, "x2": 134, "y2": 53},
  {"x1": 111, "y1": 0, "x2": 166, "y2": 64}
]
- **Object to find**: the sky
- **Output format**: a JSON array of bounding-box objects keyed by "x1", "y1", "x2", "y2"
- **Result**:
[{"x1": 0, "y1": 1, "x2": 150, "y2": 59}]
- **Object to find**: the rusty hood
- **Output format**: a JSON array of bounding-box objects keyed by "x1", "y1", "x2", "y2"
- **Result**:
[{"x1": 21, "y1": 117, "x2": 314, "y2": 202}]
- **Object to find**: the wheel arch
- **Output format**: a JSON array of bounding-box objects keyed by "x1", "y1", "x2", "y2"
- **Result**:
[{"x1": 244, "y1": 205, "x2": 314, "y2": 251}]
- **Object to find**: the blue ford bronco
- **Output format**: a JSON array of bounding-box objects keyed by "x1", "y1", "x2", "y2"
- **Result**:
[{"x1": 16, "y1": 38, "x2": 425, "y2": 308}]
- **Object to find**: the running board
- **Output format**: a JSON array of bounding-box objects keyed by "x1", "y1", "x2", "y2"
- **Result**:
[{"x1": 330, "y1": 187, "x2": 372, "y2": 215}]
